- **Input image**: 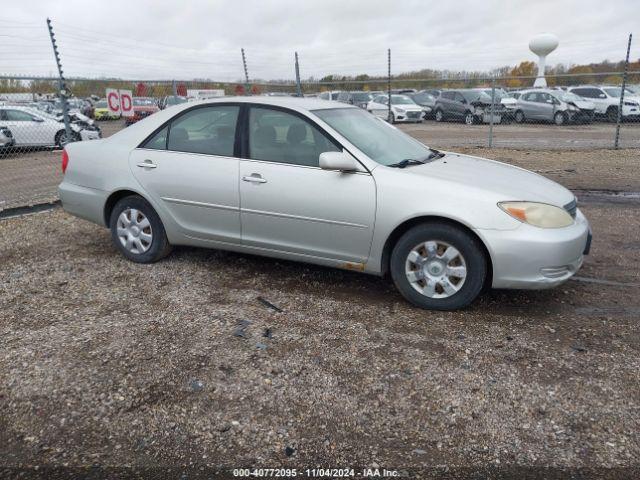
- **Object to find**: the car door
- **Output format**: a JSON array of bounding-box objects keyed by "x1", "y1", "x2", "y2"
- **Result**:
[
  {"x1": 239, "y1": 105, "x2": 376, "y2": 263},
  {"x1": 519, "y1": 92, "x2": 536, "y2": 119},
  {"x1": 128, "y1": 104, "x2": 242, "y2": 244},
  {"x1": 453, "y1": 93, "x2": 467, "y2": 118},
  {"x1": 538, "y1": 93, "x2": 556, "y2": 121}
]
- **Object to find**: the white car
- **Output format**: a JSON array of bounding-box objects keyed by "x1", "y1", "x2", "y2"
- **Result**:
[
  {"x1": 318, "y1": 91, "x2": 341, "y2": 101},
  {"x1": 568, "y1": 86, "x2": 640, "y2": 121},
  {"x1": 58, "y1": 97, "x2": 591, "y2": 310},
  {"x1": 367, "y1": 94, "x2": 424, "y2": 123},
  {"x1": 0, "y1": 106, "x2": 101, "y2": 147}
]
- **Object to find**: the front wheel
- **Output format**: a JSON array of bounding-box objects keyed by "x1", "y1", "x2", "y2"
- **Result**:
[
  {"x1": 464, "y1": 112, "x2": 476, "y2": 125},
  {"x1": 55, "y1": 130, "x2": 81, "y2": 147},
  {"x1": 390, "y1": 223, "x2": 487, "y2": 310},
  {"x1": 606, "y1": 106, "x2": 618, "y2": 123},
  {"x1": 435, "y1": 109, "x2": 444, "y2": 122},
  {"x1": 554, "y1": 112, "x2": 567, "y2": 126},
  {"x1": 109, "y1": 195, "x2": 172, "y2": 263},
  {"x1": 388, "y1": 112, "x2": 396, "y2": 124},
  {"x1": 514, "y1": 110, "x2": 525, "y2": 123}
]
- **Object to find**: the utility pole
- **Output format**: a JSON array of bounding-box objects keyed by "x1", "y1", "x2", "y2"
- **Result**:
[
  {"x1": 488, "y1": 76, "x2": 496, "y2": 147},
  {"x1": 294, "y1": 52, "x2": 302, "y2": 97},
  {"x1": 614, "y1": 33, "x2": 632, "y2": 149},
  {"x1": 241, "y1": 48, "x2": 250, "y2": 95},
  {"x1": 387, "y1": 49, "x2": 391, "y2": 122},
  {"x1": 46, "y1": 18, "x2": 72, "y2": 144}
]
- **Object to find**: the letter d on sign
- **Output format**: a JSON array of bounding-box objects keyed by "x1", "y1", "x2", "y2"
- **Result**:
[{"x1": 119, "y1": 90, "x2": 134, "y2": 117}]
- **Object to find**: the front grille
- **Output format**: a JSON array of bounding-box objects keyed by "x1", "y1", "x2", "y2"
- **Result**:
[
  {"x1": 407, "y1": 111, "x2": 421, "y2": 118},
  {"x1": 564, "y1": 199, "x2": 577, "y2": 218}
]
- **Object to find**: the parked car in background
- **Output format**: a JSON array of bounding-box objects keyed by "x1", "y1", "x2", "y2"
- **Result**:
[
  {"x1": 125, "y1": 98, "x2": 160, "y2": 126},
  {"x1": 515, "y1": 89, "x2": 595, "y2": 125},
  {"x1": 568, "y1": 86, "x2": 640, "y2": 122},
  {"x1": 474, "y1": 88, "x2": 517, "y2": 121},
  {"x1": 336, "y1": 91, "x2": 373, "y2": 108},
  {"x1": 318, "y1": 91, "x2": 341, "y2": 101},
  {"x1": 0, "y1": 106, "x2": 100, "y2": 147},
  {"x1": 390, "y1": 88, "x2": 417, "y2": 94},
  {"x1": 406, "y1": 91, "x2": 437, "y2": 118},
  {"x1": 434, "y1": 89, "x2": 505, "y2": 125},
  {"x1": 367, "y1": 94, "x2": 424, "y2": 123},
  {"x1": 58, "y1": 96, "x2": 591, "y2": 310},
  {"x1": 160, "y1": 95, "x2": 188, "y2": 109},
  {"x1": 94, "y1": 99, "x2": 121, "y2": 120},
  {"x1": 0, "y1": 125, "x2": 15, "y2": 152}
]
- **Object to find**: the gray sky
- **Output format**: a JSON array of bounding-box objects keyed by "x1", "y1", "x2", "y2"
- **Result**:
[{"x1": 1, "y1": 0, "x2": 637, "y2": 81}]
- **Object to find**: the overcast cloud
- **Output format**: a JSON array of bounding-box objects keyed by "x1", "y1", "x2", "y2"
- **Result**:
[{"x1": 1, "y1": 0, "x2": 638, "y2": 81}]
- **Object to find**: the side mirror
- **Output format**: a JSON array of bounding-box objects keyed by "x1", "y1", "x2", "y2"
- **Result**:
[{"x1": 319, "y1": 151, "x2": 358, "y2": 172}]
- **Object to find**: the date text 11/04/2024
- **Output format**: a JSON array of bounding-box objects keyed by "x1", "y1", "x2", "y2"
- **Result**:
[{"x1": 232, "y1": 467, "x2": 400, "y2": 477}]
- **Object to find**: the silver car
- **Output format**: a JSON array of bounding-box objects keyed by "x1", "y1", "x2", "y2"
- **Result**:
[
  {"x1": 59, "y1": 97, "x2": 591, "y2": 310},
  {"x1": 515, "y1": 89, "x2": 596, "y2": 125}
]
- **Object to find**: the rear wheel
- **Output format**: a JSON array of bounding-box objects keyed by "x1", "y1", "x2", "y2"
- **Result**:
[
  {"x1": 514, "y1": 110, "x2": 525, "y2": 123},
  {"x1": 109, "y1": 195, "x2": 172, "y2": 263},
  {"x1": 435, "y1": 109, "x2": 444, "y2": 122},
  {"x1": 390, "y1": 223, "x2": 487, "y2": 310}
]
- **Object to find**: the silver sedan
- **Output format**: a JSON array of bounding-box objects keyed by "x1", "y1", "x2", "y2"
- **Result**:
[{"x1": 59, "y1": 97, "x2": 591, "y2": 310}]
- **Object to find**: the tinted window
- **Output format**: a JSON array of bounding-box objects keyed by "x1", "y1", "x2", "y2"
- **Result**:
[
  {"x1": 331, "y1": 92, "x2": 340, "y2": 100},
  {"x1": 167, "y1": 105, "x2": 239, "y2": 156},
  {"x1": 143, "y1": 126, "x2": 168, "y2": 150},
  {"x1": 441, "y1": 91, "x2": 455, "y2": 100},
  {"x1": 522, "y1": 93, "x2": 535, "y2": 101},
  {"x1": 248, "y1": 107, "x2": 339, "y2": 167}
]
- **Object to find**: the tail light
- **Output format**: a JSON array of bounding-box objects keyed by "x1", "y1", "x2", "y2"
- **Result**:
[{"x1": 62, "y1": 148, "x2": 69, "y2": 174}]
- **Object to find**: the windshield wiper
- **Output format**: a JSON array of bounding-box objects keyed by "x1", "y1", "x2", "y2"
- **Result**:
[
  {"x1": 425, "y1": 149, "x2": 446, "y2": 160},
  {"x1": 388, "y1": 158, "x2": 426, "y2": 168}
]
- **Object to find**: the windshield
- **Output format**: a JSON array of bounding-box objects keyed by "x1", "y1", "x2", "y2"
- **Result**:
[
  {"x1": 603, "y1": 87, "x2": 634, "y2": 98},
  {"x1": 133, "y1": 98, "x2": 156, "y2": 106},
  {"x1": 313, "y1": 108, "x2": 431, "y2": 166},
  {"x1": 351, "y1": 92, "x2": 372, "y2": 102},
  {"x1": 96, "y1": 100, "x2": 108, "y2": 108},
  {"x1": 391, "y1": 95, "x2": 415, "y2": 105},
  {"x1": 166, "y1": 96, "x2": 187, "y2": 105},
  {"x1": 462, "y1": 90, "x2": 492, "y2": 103},
  {"x1": 552, "y1": 91, "x2": 582, "y2": 103}
]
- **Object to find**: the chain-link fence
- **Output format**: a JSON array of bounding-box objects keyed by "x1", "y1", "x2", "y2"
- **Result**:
[{"x1": 1, "y1": 71, "x2": 639, "y2": 212}]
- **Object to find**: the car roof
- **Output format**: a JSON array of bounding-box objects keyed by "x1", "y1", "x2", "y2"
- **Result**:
[{"x1": 189, "y1": 95, "x2": 358, "y2": 111}]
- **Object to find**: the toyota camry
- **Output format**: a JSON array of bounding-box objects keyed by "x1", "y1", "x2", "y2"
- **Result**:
[{"x1": 58, "y1": 97, "x2": 591, "y2": 310}]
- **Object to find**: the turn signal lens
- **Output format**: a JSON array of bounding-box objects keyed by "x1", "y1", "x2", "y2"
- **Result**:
[
  {"x1": 498, "y1": 201, "x2": 573, "y2": 228},
  {"x1": 62, "y1": 149, "x2": 69, "y2": 174}
]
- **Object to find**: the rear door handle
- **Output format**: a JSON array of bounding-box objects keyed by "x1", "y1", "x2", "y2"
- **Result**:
[
  {"x1": 242, "y1": 174, "x2": 267, "y2": 184},
  {"x1": 137, "y1": 160, "x2": 157, "y2": 169}
]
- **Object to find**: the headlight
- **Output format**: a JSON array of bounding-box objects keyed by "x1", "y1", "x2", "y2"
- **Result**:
[
  {"x1": 423, "y1": 107, "x2": 432, "y2": 112},
  {"x1": 624, "y1": 101, "x2": 638, "y2": 107},
  {"x1": 567, "y1": 105, "x2": 578, "y2": 111},
  {"x1": 394, "y1": 108, "x2": 405, "y2": 113},
  {"x1": 498, "y1": 201, "x2": 574, "y2": 228}
]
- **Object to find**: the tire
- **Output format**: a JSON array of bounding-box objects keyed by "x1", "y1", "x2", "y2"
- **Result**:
[
  {"x1": 554, "y1": 112, "x2": 567, "y2": 126},
  {"x1": 388, "y1": 112, "x2": 396, "y2": 124},
  {"x1": 464, "y1": 112, "x2": 476, "y2": 125},
  {"x1": 514, "y1": 110, "x2": 525, "y2": 124},
  {"x1": 109, "y1": 195, "x2": 172, "y2": 263},
  {"x1": 606, "y1": 106, "x2": 618, "y2": 123},
  {"x1": 390, "y1": 222, "x2": 487, "y2": 310},
  {"x1": 435, "y1": 109, "x2": 444, "y2": 122}
]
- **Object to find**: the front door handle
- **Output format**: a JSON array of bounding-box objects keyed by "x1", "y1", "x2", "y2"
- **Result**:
[
  {"x1": 242, "y1": 174, "x2": 267, "y2": 184},
  {"x1": 137, "y1": 160, "x2": 157, "y2": 169}
]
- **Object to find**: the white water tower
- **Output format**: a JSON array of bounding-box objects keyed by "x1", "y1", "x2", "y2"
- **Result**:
[{"x1": 529, "y1": 33, "x2": 559, "y2": 87}]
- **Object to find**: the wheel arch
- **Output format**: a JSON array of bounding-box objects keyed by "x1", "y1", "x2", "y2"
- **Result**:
[
  {"x1": 103, "y1": 189, "x2": 145, "y2": 226},
  {"x1": 380, "y1": 215, "x2": 493, "y2": 289}
]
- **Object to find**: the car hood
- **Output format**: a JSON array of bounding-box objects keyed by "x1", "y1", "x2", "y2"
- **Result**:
[
  {"x1": 571, "y1": 100, "x2": 595, "y2": 110},
  {"x1": 407, "y1": 152, "x2": 574, "y2": 206},
  {"x1": 392, "y1": 104, "x2": 423, "y2": 111}
]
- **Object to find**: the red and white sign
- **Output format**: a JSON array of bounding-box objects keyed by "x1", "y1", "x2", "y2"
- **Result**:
[{"x1": 105, "y1": 89, "x2": 134, "y2": 117}]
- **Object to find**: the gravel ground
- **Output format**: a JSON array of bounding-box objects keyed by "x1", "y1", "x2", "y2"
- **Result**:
[{"x1": 1, "y1": 198, "x2": 639, "y2": 478}]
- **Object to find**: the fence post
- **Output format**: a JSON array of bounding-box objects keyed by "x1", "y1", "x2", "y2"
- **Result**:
[
  {"x1": 241, "y1": 48, "x2": 250, "y2": 95},
  {"x1": 294, "y1": 52, "x2": 302, "y2": 97},
  {"x1": 387, "y1": 49, "x2": 391, "y2": 122},
  {"x1": 172, "y1": 79, "x2": 177, "y2": 102},
  {"x1": 614, "y1": 33, "x2": 633, "y2": 150},
  {"x1": 46, "y1": 18, "x2": 72, "y2": 144},
  {"x1": 488, "y1": 76, "x2": 496, "y2": 148}
]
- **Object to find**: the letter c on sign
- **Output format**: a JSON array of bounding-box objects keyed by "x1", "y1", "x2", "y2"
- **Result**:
[{"x1": 107, "y1": 92, "x2": 120, "y2": 112}]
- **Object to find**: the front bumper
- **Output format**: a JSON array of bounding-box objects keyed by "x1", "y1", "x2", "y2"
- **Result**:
[
  {"x1": 477, "y1": 208, "x2": 591, "y2": 289},
  {"x1": 394, "y1": 110, "x2": 424, "y2": 122},
  {"x1": 79, "y1": 129, "x2": 102, "y2": 141}
]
